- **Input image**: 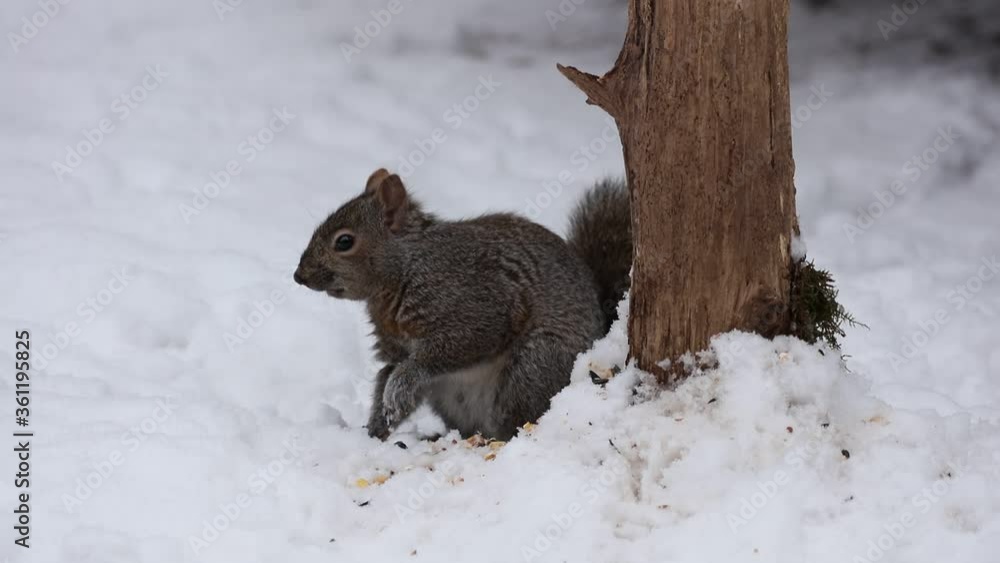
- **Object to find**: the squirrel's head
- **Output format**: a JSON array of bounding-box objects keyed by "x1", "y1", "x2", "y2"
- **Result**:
[{"x1": 294, "y1": 169, "x2": 419, "y2": 301}]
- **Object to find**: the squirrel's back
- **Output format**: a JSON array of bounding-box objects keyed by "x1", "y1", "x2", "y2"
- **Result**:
[
  {"x1": 392, "y1": 211, "x2": 605, "y2": 342},
  {"x1": 394, "y1": 181, "x2": 632, "y2": 334}
]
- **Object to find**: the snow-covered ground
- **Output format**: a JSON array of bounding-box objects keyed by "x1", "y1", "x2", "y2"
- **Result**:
[{"x1": 1, "y1": 0, "x2": 998, "y2": 561}]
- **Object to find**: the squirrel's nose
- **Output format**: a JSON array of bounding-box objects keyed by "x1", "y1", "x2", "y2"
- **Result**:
[{"x1": 293, "y1": 268, "x2": 306, "y2": 286}]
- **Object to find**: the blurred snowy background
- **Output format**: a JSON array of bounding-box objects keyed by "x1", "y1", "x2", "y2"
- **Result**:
[{"x1": 1, "y1": 0, "x2": 999, "y2": 561}]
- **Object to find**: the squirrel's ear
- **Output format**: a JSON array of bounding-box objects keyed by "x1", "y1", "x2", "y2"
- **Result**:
[
  {"x1": 375, "y1": 174, "x2": 409, "y2": 233},
  {"x1": 365, "y1": 168, "x2": 391, "y2": 195}
]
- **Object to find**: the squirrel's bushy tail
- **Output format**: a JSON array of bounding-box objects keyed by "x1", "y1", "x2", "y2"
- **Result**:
[{"x1": 567, "y1": 178, "x2": 633, "y2": 332}]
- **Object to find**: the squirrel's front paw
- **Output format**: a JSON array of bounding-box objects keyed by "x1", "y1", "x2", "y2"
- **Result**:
[
  {"x1": 382, "y1": 372, "x2": 421, "y2": 429},
  {"x1": 366, "y1": 407, "x2": 391, "y2": 441}
]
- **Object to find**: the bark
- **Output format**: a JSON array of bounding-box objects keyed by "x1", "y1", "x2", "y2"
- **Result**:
[{"x1": 559, "y1": 0, "x2": 798, "y2": 382}]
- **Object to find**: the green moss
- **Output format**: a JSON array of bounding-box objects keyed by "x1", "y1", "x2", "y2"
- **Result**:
[{"x1": 789, "y1": 259, "x2": 865, "y2": 349}]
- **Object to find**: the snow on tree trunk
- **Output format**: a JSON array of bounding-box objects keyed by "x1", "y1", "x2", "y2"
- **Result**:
[{"x1": 559, "y1": 0, "x2": 798, "y2": 382}]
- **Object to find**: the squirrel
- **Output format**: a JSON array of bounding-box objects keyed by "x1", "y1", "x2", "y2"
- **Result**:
[{"x1": 294, "y1": 169, "x2": 632, "y2": 440}]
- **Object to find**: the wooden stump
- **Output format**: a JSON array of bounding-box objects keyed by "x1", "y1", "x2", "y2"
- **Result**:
[{"x1": 559, "y1": 0, "x2": 798, "y2": 382}]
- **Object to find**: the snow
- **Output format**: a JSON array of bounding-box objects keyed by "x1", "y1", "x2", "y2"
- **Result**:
[{"x1": 2, "y1": 0, "x2": 999, "y2": 561}]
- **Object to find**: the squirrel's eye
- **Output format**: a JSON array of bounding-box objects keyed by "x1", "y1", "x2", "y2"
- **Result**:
[{"x1": 334, "y1": 233, "x2": 355, "y2": 252}]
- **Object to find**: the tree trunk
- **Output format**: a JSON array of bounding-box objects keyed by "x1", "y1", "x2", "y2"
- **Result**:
[{"x1": 559, "y1": 0, "x2": 797, "y2": 382}]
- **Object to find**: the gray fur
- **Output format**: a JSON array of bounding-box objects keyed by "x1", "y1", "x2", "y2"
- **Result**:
[
  {"x1": 294, "y1": 171, "x2": 631, "y2": 440},
  {"x1": 567, "y1": 177, "x2": 633, "y2": 331}
]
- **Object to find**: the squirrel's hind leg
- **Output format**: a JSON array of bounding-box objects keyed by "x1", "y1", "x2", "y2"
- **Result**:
[{"x1": 491, "y1": 334, "x2": 578, "y2": 440}]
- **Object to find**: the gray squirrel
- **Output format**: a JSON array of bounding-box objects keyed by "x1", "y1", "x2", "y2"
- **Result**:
[{"x1": 294, "y1": 169, "x2": 632, "y2": 440}]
